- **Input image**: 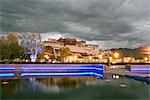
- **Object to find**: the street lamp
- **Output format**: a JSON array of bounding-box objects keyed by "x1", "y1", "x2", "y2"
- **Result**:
[
  {"x1": 114, "y1": 52, "x2": 119, "y2": 58},
  {"x1": 144, "y1": 57, "x2": 148, "y2": 63},
  {"x1": 144, "y1": 57, "x2": 148, "y2": 61}
]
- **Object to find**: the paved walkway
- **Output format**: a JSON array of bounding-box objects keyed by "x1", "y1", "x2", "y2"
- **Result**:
[{"x1": 106, "y1": 65, "x2": 150, "y2": 77}]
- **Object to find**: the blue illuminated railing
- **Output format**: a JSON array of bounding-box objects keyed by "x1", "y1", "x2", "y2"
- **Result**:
[
  {"x1": 0, "y1": 73, "x2": 14, "y2": 77},
  {"x1": 21, "y1": 67, "x2": 103, "y2": 70},
  {"x1": 129, "y1": 65, "x2": 150, "y2": 74},
  {"x1": 0, "y1": 66, "x2": 15, "y2": 70},
  {"x1": 0, "y1": 64, "x2": 105, "y2": 78},
  {"x1": 21, "y1": 72, "x2": 103, "y2": 77},
  {"x1": 131, "y1": 67, "x2": 150, "y2": 70}
]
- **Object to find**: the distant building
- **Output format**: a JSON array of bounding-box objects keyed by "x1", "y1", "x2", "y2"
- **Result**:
[{"x1": 43, "y1": 38, "x2": 100, "y2": 55}]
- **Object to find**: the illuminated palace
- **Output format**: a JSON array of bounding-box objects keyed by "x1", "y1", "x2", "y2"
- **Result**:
[{"x1": 43, "y1": 38, "x2": 100, "y2": 56}]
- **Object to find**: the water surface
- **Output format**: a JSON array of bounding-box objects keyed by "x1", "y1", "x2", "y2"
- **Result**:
[{"x1": 1, "y1": 73, "x2": 149, "y2": 100}]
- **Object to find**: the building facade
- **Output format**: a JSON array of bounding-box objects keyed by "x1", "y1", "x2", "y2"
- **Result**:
[{"x1": 43, "y1": 38, "x2": 100, "y2": 55}]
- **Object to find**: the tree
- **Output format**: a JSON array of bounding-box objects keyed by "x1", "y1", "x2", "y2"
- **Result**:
[
  {"x1": 44, "y1": 46, "x2": 54, "y2": 59},
  {"x1": 0, "y1": 33, "x2": 22, "y2": 60},
  {"x1": 20, "y1": 33, "x2": 43, "y2": 62},
  {"x1": 7, "y1": 33, "x2": 22, "y2": 59},
  {"x1": 0, "y1": 35, "x2": 8, "y2": 59},
  {"x1": 44, "y1": 46, "x2": 53, "y2": 54},
  {"x1": 60, "y1": 47, "x2": 71, "y2": 62}
]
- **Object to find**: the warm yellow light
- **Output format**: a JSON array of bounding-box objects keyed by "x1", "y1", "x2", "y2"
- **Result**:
[
  {"x1": 69, "y1": 56, "x2": 73, "y2": 60},
  {"x1": 144, "y1": 57, "x2": 148, "y2": 61},
  {"x1": 116, "y1": 75, "x2": 119, "y2": 79},
  {"x1": 128, "y1": 57, "x2": 131, "y2": 60},
  {"x1": 114, "y1": 52, "x2": 119, "y2": 58},
  {"x1": 109, "y1": 57, "x2": 113, "y2": 60},
  {"x1": 112, "y1": 61, "x2": 116, "y2": 64},
  {"x1": 98, "y1": 55, "x2": 103, "y2": 59},
  {"x1": 112, "y1": 75, "x2": 116, "y2": 79},
  {"x1": 143, "y1": 47, "x2": 150, "y2": 51},
  {"x1": 2, "y1": 82, "x2": 8, "y2": 85},
  {"x1": 112, "y1": 75, "x2": 119, "y2": 79},
  {"x1": 111, "y1": 66, "x2": 116, "y2": 68},
  {"x1": 89, "y1": 56, "x2": 92, "y2": 60},
  {"x1": 142, "y1": 47, "x2": 150, "y2": 54},
  {"x1": 44, "y1": 55, "x2": 49, "y2": 59},
  {"x1": 73, "y1": 55, "x2": 77, "y2": 59}
]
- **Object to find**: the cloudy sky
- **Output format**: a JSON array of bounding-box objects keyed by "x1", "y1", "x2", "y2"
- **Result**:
[{"x1": 0, "y1": 0, "x2": 150, "y2": 49}]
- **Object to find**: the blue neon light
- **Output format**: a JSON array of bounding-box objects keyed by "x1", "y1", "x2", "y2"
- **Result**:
[
  {"x1": 0, "y1": 64, "x2": 104, "y2": 78},
  {"x1": 21, "y1": 65, "x2": 103, "y2": 67},
  {"x1": 21, "y1": 64, "x2": 103, "y2": 68},
  {"x1": 21, "y1": 72, "x2": 103, "y2": 77},
  {"x1": 0, "y1": 67, "x2": 15, "y2": 70},
  {"x1": 0, "y1": 73, "x2": 14, "y2": 77},
  {"x1": 21, "y1": 67, "x2": 103, "y2": 70},
  {"x1": 131, "y1": 68, "x2": 150, "y2": 70}
]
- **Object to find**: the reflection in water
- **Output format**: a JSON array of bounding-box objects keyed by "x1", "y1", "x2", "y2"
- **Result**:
[
  {"x1": 105, "y1": 79, "x2": 111, "y2": 82},
  {"x1": 32, "y1": 77, "x2": 96, "y2": 93},
  {"x1": 1, "y1": 74, "x2": 150, "y2": 100},
  {"x1": 1, "y1": 79, "x2": 21, "y2": 97},
  {"x1": 2, "y1": 81, "x2": 9, "y2": 85},
  {"x1": 119, "y1": 84, "x2": 127, "y2": 88},
  {"x1": 36, "y1": 77, "x2": 95, "y2": 88}
]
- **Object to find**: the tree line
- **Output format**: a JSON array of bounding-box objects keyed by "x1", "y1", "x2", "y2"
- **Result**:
[
  {"x1": 0, "y1": 33, "x2": 23, "y2": 60},
  {"x1": 0, "y1": 33, "x2": 71, "y2": 62}
]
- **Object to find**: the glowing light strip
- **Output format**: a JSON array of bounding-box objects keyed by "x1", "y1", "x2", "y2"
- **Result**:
[
  {"x1": 21, "y1": 65, "x2": 103, "y2": 68},
  {"x1": 131, "y1": 71, "x2": 150, "y2": 74},
  {"x1": 131, "y1": 68, "x2": 150, "y2": 71},
  {"x1": 0, "y1": 67, "x2": 15, "y2": 70},
  {"x1": 0, "y1": 66, "x2": 104, "y2": 70},
  {"x1": 21, "y1": 67, "x2": 103, "y2": 70},
  {"x1": 21, "y1": 72, "x2": 103, "y2": 77},
  {"x1": 0, "y1": 73, "x2": 14, "y2": 77},
  {"x1": 0, "y1": 65, "x2": 104, "y2": 70},
  {"x1": 21, "y1": 65, "x2": 102, "y2": 67}
]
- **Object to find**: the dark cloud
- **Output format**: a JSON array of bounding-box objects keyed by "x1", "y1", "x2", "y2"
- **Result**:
[{"x1": 0, "y1": 0, "x2": 149, "y2": 49}]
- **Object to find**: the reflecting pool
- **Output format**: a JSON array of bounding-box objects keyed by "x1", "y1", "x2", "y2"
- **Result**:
[
  {"x1": 1, "y1": 73, "x2": 149, "y2": 100},
  {"x1": 0, "y1": 64, "x2": 150, "y2": 100}
]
